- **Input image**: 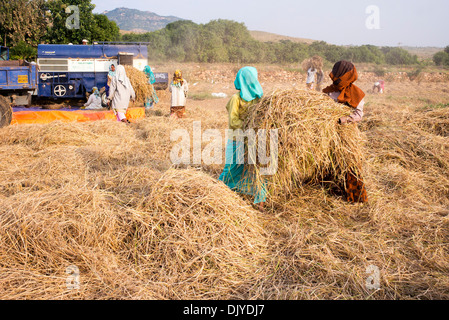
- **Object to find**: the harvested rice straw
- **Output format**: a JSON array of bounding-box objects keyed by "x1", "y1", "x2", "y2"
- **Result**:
[
  {"x1": 411, "y1": 108, "x2": 449, "y2": 137},
  {"x1": 124, "y1": 65, "x2": 155, "y2": 104},
  {"x1": 301, "y1": 55, "x2": 324, "y2": 72},
  {"x1": 243, "y1": 88, "x2": 366, "y2": 200}
]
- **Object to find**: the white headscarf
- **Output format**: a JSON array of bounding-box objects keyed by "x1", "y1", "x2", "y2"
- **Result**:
[{"x1": 115, "y1": 65, "x2": 132, "y2": 89}]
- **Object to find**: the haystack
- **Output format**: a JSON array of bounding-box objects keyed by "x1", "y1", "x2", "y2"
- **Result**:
[
  {"x1": 301, "y1": 55, "x2": 324, "y2": 72},
  {"x1": 124, "y1": 65, "x2": 155, "y2": 104},
  {"x1": 132, "y1": 168, "x2": 269, "y2": 297},
  {"x1": 0, "y1": 164, "x2": 269, "y2": 299},
  {"x1": 413, "y1": 108, "x2": 449, "y2": 137},
  {"x1": 243, "y1": 88, "x2": 365, "y2": 199}
]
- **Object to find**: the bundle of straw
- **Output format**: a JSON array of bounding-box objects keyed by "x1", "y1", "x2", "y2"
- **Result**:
[
  {"x1": 413, "y1": 108, "x2": 449, "y2": 137},
  {"x1": 124, "y1": 65, "x2": 154, "y2": 104},
  {"x1": 131, "y1": 168, "x2": 269, "y2": 296},
  {"x1": 301, "y1": 55, "x2": 324, "y2": 72},
  {"x1": 243, "y1": 89, "x2": 365, "y2": 199}
]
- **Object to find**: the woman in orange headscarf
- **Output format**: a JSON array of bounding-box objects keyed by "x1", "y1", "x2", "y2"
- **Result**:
[{"x1": 323, "y1": 60, "x2": 368, "y2": 203}]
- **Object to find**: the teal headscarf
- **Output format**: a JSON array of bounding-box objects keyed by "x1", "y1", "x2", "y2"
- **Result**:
[
  {"x1": 92, "y1": 86, "x2": 100, "y2": 97},
  {"x1": 234, "y1": 66, "x2": 263, "y2": 102},
  {"x1": 143, "y1": 65, "x2": 156, "y2": 84},
  {"x1": 108, "y1": 64, "x2": 116, "y2": 78}
]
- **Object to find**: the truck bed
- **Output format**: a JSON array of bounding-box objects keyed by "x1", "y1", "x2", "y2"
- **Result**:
[{"x1": 0, "y1": 60, "x2": 38, "y2": 91}]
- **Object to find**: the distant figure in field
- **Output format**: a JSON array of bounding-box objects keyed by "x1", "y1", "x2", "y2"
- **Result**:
[
  {"x1": 107, "y1": 64, "x2": 136, "y2": 123},
  {"x1": 104, "y1": 64, "x2": 116, "y2": 108},
  {"x1": 373, "y1": 80, "x2": 385, "y2": 94},
  {"x1": 322, "y1": 60, "x2": 368, "y2": 203},
  {"x1": 315, "y1": 68, "x2": 325, "y2": 92},
  {"x1": 306, "y1": 67, "x2": 317, "y2": 90},
  {"x1": 143, "y1": 65, "x2": 159, "y2": 111},
  {"x1": 169, "y1": 69, "x2": 189, "y2": 118}
]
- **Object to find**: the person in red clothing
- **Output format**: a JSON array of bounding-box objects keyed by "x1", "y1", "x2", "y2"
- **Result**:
[{"x1": 323, "y1": 60, "x2": 368, "y2": 203}]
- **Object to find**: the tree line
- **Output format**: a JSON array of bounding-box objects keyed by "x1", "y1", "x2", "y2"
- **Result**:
[
  {"x1": 121, "y1": 19, "x2": 420, "y2": 66},
  {"x1": 0, "y1": 0, "x2": 441, "y2": 67}
]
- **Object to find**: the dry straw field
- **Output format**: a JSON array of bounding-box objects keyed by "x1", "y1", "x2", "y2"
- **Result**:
[{"x1": 0, "y1": 62, "x2": 448, "y2": 299}]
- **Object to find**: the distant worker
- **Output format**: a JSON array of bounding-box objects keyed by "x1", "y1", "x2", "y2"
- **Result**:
[
  {"x1": 82, "y1": 87, "x2": 103, "y2": 110},
  {"x1": 169, "y1": 69, "x2": 189, "y2": 118},
  {"x1": 107, "y1": 65, "x2": 136, "y2": 124},
  {"x1": 306, "y1": 67, "x2": 317, "y2": 90},
  {"x1": 315, "y1": 68, "x2": 324, "y2": 92},
  {"x1": 104, "y1": 64, "x2": 116, "y2": 107},
  {"x1": 322, "y1": 60, "x2": 368, "y2": 203},
  {"x1": 143, "y1": 65, "x2": 159, "y2": 111},
  {"x1": 82, "y1": 39, "x2": 88, "y2": 45},
  {"x1": 373, "y1": 80, "x2": 385, "y2": 94}
]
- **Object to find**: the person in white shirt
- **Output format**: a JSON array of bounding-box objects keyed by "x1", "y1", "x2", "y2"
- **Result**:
[
  {"x1": 169, "y1": 69, "x2": 189, "y2": 118},
  {"x1": 107, "y1": 65, "x2": 136, "y2": 123},
  {"x1": 82, "y1": 87, "x2": 103, "y2": 110},
  {"x1": 306, "y1": 67, "x2": 317, "y2": 90}
]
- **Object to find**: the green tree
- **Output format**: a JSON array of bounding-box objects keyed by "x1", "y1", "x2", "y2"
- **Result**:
[
  {"x1": 44, "y1": 0, "x2": 97, "y2": 44},
  {"x1": 165, "y1": 20, "x2": 200, "y2": 61},
  {"x1": 433, "y1": 51, "x2": 449, "y2": 66},
  {"x1": 92, "y1": 14, "x2": 120, "y2": 42},
  {"x1": 382, "y1": 47, "x2": 418, "y2": 65},
  {"x1": 0, "y1": 0, "x2": 47, "y2": 47},
  {"x1": 197, "y1": 28, "x2": 228, "y2": 62},
  {"x1": 9, "y1": 41, "x2": 38, "y2": 60},
  {"x1": 115, "y1": 17, "x2": 422, "y2": 67}
]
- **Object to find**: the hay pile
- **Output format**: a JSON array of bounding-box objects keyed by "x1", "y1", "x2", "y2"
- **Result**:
[
  {"x1": 124, "y1": 65, "x2": 154, "y2": 104},
  {"x1": 132, "y1": 169, "x2": 269, "y2": 298},
  {"x1": 244, "y1": 88, "x2": 365, "y2": 199},
  {"x1": 0, "y1": 168, "x2": 268, "y2": 299},
  {"x1": 0, "y1": 118, "x2": 269, "y2": 299},
  {"x1": 301, "y1": 55, "x2": 324, "y2": 72},
  {"x1": 413, "y1": 108, "x2": 449, "y2": 137},
  {"x1": 2, "y1": 69, "x2": 449, "y2": 300}
]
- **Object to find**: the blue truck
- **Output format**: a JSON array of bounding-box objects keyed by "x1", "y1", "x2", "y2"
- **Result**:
[
  {"x1": 0, "y1": 46, "x2": 39, "y2": 127},
  {"x1": 0, "y1": 43, "x2": 169, "y2": 127},
  {"x1": 36, "y1": 42, "x2": 168, "y2": 105}
]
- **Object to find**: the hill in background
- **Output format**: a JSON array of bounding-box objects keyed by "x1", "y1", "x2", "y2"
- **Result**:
[
  {"x1": 249, "y1": 30, "x2": 316, "y2": 44},
  {"x1": 104, "y1": 7, "x2": 183, "y2": 33}
]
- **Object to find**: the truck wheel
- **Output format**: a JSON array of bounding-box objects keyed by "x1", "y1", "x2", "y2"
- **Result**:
[
  {"x1": 0, "y1": 96, "x2": 12, "y2": 128},
  {"x1": 101, "y1": 92, "x2": 109, "y2": 108}
]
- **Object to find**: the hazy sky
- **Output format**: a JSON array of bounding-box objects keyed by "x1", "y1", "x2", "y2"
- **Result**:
[{"x1": 92, "y1": 0, "x2": 449, "y2": 47}]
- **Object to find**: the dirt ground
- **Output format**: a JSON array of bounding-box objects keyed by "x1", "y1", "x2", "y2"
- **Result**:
[{"x1": 150, "y1": 62, "x2": 449, "y2": 118}]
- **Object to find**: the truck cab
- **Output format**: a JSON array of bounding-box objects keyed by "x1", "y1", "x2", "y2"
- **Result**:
[
  {"x1": 0, "y1": 46, "x2": 39, "y2": 127},
  {"x1": 1, "y1": 46, "x2": 10, "y2": 61}
]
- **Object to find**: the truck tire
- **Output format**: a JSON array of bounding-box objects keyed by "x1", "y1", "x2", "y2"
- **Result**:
[
  {"x1": 0, "y1": 96, "x2": 12, "y2": 128},
  {"x1": 101, "y1": 92, "x2": 109, "y2": 109}
]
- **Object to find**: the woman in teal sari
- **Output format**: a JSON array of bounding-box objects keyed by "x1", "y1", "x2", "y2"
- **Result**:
[
  {"x1": 143, "y1": 65, "x2": 159, "y2": 109},
  {"x1": 219, "y1": 66, "x2": 267, "y2": 211}
]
